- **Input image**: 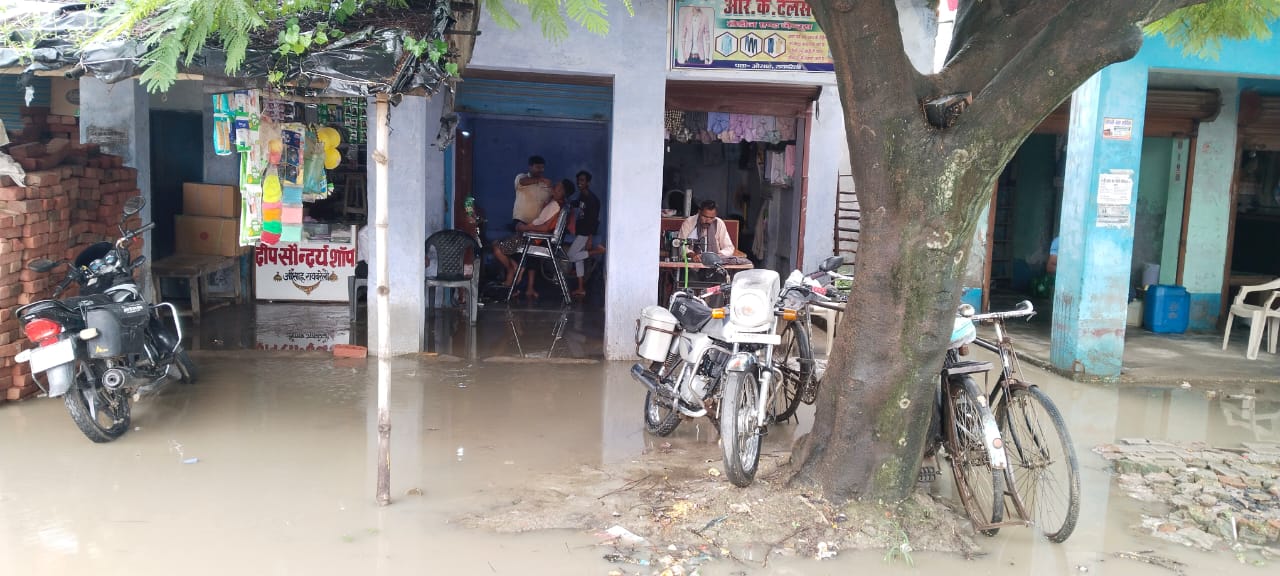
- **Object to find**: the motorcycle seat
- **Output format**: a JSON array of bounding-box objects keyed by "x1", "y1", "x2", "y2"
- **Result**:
[{"x1": 17, "y1": 294, "x2": 114, "y2": 319}]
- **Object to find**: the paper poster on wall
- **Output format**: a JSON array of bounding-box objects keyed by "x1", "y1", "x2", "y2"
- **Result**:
[
  {"x1": 671, "y1": 0, "x2": 833, "y2": 72},
  {"x1": 1102, "y1": 117, "x2": 1133, "y2": 140},
  {"x1": 1097, "y1": 170, "x2": 1133, "y2": 228}
]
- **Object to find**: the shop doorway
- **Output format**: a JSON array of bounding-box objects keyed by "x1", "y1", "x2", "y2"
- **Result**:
[{"x1": 150, "y1": 110, "x2": 205, "y2": 259}]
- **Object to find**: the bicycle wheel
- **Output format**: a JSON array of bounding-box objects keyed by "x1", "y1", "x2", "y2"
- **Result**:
[
  {"x1": 945, "y1": 375, "x2": 1005, "y2": 536},
  {"x1": 997, "y1": 385, "x2": 1080, "y2": 543},
  {"x1": 770, "y1": 321, "x2": 812, "y2": 423}
]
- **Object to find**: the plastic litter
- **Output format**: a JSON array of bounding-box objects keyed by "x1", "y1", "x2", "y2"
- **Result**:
[
  {"x1": 604, "y1": 525, "x2": 647, "y2": 544},
  {"x1": 183, "y1": 458, "x2": 199, "y2": 464}
]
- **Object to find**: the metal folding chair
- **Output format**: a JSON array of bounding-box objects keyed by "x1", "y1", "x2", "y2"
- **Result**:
[{"x1": 506, "y1": 206, "x2": 572, "y2": 305}]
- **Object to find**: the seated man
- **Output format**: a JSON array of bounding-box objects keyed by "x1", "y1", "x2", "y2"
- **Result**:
[
  {"x1": 678, "y1": 200, "x2": 736, "y2": 258},
  {"x1": 493, "y1": 178, "x2": 570, "y2": 299}
]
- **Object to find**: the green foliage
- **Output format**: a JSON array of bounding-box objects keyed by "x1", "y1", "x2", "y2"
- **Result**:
[
  {"x1": 482, "y1": 0, "x2": 632, "y2": 41},
  {"x1": 276, "y1": 19, "x2": 340, "y2": 56},
  {"x1": 1145, "y1": 0, "x2": 1280, "y2": 58}
]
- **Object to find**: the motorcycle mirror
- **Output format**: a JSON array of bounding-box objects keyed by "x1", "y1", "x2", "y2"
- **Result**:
[
  {"x1": 700, "y1": 253, "x2": 722, "y2": 267},
  {"x1": 27, "y1": 258, "x2": 58, "y2": 273},
  {"x1": 957, "y1": 304, "x2": 976, "y2": 318},
  {"x1": 820, "y1": 255, "x2": 845, "y2": 273},
  {"x1": 122, "y1": 196, "x2": 145, "y2": 217}
]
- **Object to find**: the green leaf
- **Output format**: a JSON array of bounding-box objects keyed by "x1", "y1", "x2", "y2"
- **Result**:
[
  {"x1": 1145, "y1": 0, "x2": 1280, "y2": 58},
  {"x1": 445, "y1": 62, "x2": 459, "y2": 76}
]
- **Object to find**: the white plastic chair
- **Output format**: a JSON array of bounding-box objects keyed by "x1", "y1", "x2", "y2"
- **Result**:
[{"x1": 1222, "y1": 278, "x2": 1280, "y2": 360}]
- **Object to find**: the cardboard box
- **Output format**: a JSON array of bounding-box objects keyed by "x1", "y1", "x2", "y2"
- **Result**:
[
  {"x1": 182, "y1": 183, "x2": 240, "y2": 218},
  {"x1": 50, "y1": 78, "x2": 80, "y2": 117},
  {"x1": 175, "y1": 215, "x2": 241, "y2": 257}
]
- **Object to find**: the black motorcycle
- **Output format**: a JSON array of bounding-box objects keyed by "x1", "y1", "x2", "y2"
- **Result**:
[{"x1": 14, "y1": 197, "x2": 195, "y2": 443}]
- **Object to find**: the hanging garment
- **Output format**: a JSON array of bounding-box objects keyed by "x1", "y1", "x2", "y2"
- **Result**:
[
  {"x1": 767, "y1": 150, "x2": 787, "y2": 184},
  {"x1": 754, "y1": 116, "x2": 778, "y2": 144},
  {"x1": 753, "y1": 199, "x2": 769, "y2": 259},
  {"x1": 777, "y1": 117, "x2": 797, "y2": 141},
  {"x1": 665, "y1": 111, "x2": 685, "y2": 139},
  {"x1": 785, "y1": 145, "x2": 797, "y2": 178},
  {"x1": 730, "y1": 114, "x2": 753, "y2": 142},
  {"x1": 684, "y1": 111, "x2": 708, "y2": 136},
  {"x1": 708, "y1": 112, "x2": 731, "y2": 134}
]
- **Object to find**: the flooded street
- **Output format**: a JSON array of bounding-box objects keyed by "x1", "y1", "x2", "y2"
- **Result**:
[{"x1": 1, "y1": 352, "x2": 1275, "y2": 574}]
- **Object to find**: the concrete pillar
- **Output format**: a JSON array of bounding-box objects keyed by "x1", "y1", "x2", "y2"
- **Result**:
[
  {"x1": 79, "y1": 78, "x2": 153, "y2": 289},
  {"x1": 603, "y1": 72, "x2": 665, "y2": 359},
  {"x1": 1180, "y1": 79, "x2": 1238, "y2": 330},
  {"x1": 1051, "y1": 61, "x2": 1148, "y2": 378},
  {"x1": 366, "y1": 95, "x2": 437, "y2": 355}
]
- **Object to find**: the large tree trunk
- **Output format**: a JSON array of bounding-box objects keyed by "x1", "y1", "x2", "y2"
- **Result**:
[{"x1": 790, "y1": 0, "x2": 1189, "y2": 504}]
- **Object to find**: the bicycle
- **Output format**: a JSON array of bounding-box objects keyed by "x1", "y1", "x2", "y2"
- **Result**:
[
  {"x1": 970, "y1": 301, "x2": 1081, "y2": 543},
  {"x1": 926, "y1": 301, "x2": 1080, "y2": 542},
  {"x1": 769, "y1": 257, "x2": 847, "y2": 423}
]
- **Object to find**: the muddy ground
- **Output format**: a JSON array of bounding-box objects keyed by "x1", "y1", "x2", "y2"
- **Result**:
[{"x1": 457, "y1": 436, "x2": 980, "y2": 573}]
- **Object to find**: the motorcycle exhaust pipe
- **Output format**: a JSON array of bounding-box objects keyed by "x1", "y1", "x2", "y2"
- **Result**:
[
  {"x1": 630, "y1": 363, "x2": 676, "y2": 400},
  {"x1": 102, "y1": 368, "x2": 128, "y2": 390}
]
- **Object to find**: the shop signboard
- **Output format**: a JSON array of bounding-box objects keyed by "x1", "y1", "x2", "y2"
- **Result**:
[
  {"x1": 671, "y1": 0, "x2": 833, "y2": 72},
  {"x1": 255, "y1": 241, "x2": 357, "y2": 302}
]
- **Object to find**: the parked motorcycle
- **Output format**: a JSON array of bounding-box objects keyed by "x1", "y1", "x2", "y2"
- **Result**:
[
  {"x1": 633, "y1": 253, "x2": 831, "y2": 487},
  {"x1": 14, "y1": 197, "x2": 196, "y2": 443}
]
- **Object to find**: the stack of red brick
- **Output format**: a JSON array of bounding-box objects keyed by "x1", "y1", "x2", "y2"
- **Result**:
[{"x1": 0, "y1": 107, "x2": 140, "y2": 403}]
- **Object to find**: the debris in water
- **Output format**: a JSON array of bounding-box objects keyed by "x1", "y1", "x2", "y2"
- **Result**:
[
  {"x1": 603, "y1": 525, "x2": 648, "y2": 545},
  {"x1": 1180, "y1": 381, "x2": 1191, "y2": 389},
  {"x1": 406, "y1": 488, "x2": 424, "y2": 496},
  {"x1": 1114, "y1": 551, "x2": 1187, "y2": 575},
  {"x1": 708, "y1": 468, "x2": 721, "y2": 478},
  {"x1": 182, "y1": 458, "x2": 199, "y2": 464},
  {"x1": 816, "y1": 541, "x2": 838, "y2": 560}
]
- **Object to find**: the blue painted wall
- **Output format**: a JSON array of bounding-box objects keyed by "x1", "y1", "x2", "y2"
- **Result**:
[
  {"x1": 1139, "y1": 21, "x2": 1280, "y2": 76},
  {"x1": 464, "y1": 116, "x2": 611, "y2": 247}
]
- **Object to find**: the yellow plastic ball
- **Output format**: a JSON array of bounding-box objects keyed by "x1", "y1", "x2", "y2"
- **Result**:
[
  {"x1": 324, "y1": 148, "x2": 342, "y2": 170},
  {"x1": 317, "y1": 127, "x2": 342, "y2": 150}
]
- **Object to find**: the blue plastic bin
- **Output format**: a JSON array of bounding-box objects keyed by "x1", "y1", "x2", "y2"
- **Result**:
[{"x1": 1144, "y1": 285, "x2": 1189, "y2": 334}]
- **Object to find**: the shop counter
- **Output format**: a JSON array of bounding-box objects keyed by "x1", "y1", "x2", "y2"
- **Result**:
[{"x1": 255, "y1": 225, "x2": 358, "y2": 302}]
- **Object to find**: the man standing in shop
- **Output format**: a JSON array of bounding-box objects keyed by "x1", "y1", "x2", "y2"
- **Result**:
[
  {"x1": 567, "y1": 170, "x2": 605, "y2": 298},
  {"x1": 512, "y1": 155, "x2": 552, "y2": 230},
  {"x1": 679, "y1": 200, "x2": 736, "y2": 259}
]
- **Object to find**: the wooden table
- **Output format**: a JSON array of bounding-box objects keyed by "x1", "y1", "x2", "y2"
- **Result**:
[
  {"x1": 658, "y1": 259, "x2": 754, "y2": 304},
  {"x1": 151, "y1": 253, "x2": 244, "y2": 322}
]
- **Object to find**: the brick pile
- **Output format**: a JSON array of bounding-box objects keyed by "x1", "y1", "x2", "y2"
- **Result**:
[{"x1": 0, "y1": 106, "x2": 140, "y2": 403}]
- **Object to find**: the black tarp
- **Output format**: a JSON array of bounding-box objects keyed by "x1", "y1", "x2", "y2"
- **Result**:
[{"x1": 0, "y1": 1, "x2": 452, "y2": 97}]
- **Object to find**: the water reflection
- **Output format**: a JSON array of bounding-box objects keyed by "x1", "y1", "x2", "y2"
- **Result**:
[{"x1": 0, "y1": 354, "x2": 1269, "y2": 574}]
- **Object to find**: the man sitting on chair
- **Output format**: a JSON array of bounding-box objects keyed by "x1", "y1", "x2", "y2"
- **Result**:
[
  {"x1": 679, "y1": 200, "x2": 736, "y2": 258},
  {"x1": 494, "y1": 179, "x2": 570, "y2": 299}
]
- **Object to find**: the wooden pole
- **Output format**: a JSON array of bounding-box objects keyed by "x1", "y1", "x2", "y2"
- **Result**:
[{"x1": 374, "y1": 92, "x2": 392, "y2": 507}]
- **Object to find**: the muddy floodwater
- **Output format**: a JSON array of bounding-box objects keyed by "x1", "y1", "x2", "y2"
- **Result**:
[{"x1": 1, "y1": 353, "x2": 1275, "y2": 575}]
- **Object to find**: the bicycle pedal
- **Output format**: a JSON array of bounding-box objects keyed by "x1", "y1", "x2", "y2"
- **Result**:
[{"x1": 917, "y1": 466, "x2": 939, "y2": 484}]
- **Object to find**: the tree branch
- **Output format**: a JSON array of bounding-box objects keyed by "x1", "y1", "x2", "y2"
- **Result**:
[
  {"x1": 953, "y1": 0, "x2": 1212, "y2": 172},
  {"x1": 809, "y1": 0, "x2": 921, "y2": 129},
  {"x1": 932, "y1": 0, "x2": 1069, "y2": 97}
]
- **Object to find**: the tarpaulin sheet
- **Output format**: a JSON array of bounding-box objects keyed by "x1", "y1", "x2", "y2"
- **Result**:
[{"x1": 0, "y1": 1, "x2": 452, "y2": 97}]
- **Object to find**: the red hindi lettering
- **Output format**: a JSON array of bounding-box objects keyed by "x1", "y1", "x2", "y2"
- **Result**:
[
  {"x1": 279, "y1": 243, "x2": 300, "y2": 266},
  {"x1": 756, "y1": 0, "x2": 772, "y2": 15},
  {"x1": 776, "y1": 0, "x2": 811, "y2": 17},
  {"x1": 724, "y1": 0, "x2": 752, "y2": 15},
  {"x1": 301, "y1": 248, "x2": 318, "y2": 268},
  {"x1": 313, "y1": 245, "x2": 331, "y2": 267},
  {"x1": 255, "y1": 246, "x2": 278, "y2": 266}
]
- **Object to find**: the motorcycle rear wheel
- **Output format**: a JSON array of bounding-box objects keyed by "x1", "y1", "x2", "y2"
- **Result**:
[
  {"x1": 643, "y1": 361, "x2": 681, "y2": 436},
  {"x1": 64, "y1": 362, "x2": 131, "y2": 443},
  {"x1": 174, "y1": 347, "x2": 198, "y2": 384}
]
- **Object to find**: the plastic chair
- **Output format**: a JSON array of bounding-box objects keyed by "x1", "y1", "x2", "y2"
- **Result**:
[
  {"x1": 348, "y1": 276, "x2": 368, "y2": 320},
  {"x1": 507, "y1": 206, "x2": 572, "y2": 305},
  {"x1": 1221, "y1": 278, "x2": 1280, "y2": 360},
  {"x1": 425, "y1": 229, "x2": 482, "y2": 325}
]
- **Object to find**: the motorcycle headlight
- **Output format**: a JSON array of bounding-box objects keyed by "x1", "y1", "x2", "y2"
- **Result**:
[{"x1": 731, "y1": 290, "x2": 770, "y2": 329}]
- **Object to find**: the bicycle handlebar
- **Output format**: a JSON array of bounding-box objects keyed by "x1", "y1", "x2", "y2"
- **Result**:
[{"x1": 968, "y1": 300, "x2": 1035, "y2": 323}]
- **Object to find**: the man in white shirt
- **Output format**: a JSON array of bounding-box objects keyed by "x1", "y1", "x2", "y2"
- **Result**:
[
  {"x1": 678, "y1": 200, "x2": 736, "y2": 259},
  {"x1": 493, "y1": 179, "x2": 569, "y2": 298}
]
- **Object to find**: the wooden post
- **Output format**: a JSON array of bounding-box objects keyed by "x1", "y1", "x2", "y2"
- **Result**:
[{"x1": 373, "y1": 92, "x2": 392, "y2": 507}]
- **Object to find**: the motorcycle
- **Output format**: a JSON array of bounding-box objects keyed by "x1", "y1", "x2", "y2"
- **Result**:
[
  {"x1": 13, "y1": 197, "x2": 196, "y2": 443},
  {"x1": 632, "y1": 254, "x2": 827, "y2": 487}
]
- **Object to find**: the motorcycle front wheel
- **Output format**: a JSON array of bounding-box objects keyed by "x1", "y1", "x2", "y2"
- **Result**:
[
  {"x1": 64, "y1": 362, "x2": 132, "y2": 443},
  {"x1": 719, "y1": 370, "x2": 762, "y2": 487}
]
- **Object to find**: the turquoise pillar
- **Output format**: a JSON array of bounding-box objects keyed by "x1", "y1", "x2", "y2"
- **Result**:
[{"x1": 1051, "y1": 61, "x2": 1148, "y2": 378}]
